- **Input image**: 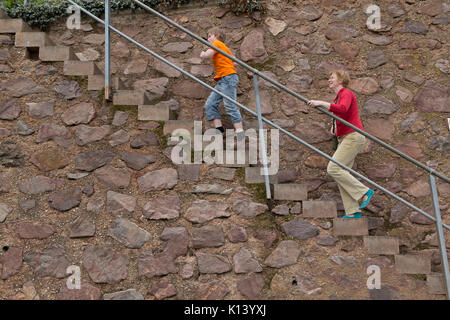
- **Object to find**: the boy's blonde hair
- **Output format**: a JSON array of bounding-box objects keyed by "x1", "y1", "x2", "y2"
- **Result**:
[
  {"x1": 329, "y1": 70, "x2": 350, "y2": 87},
  {"x1": 207, "y1": 27, "x2": 224, "y2": 41}
]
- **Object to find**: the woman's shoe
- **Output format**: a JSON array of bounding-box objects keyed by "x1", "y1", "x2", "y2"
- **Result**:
[
  {"x1": 359, "y1": 189, "x2": 374, "y2": 209},
  {"x1": 342, "y1": 212, "x2": 362, "y2": 219}
]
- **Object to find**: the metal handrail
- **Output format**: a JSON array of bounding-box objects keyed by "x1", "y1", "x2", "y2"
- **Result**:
[
  {"x1": 65, "y1": 0, "x2": 448, "y2": 229},
  {"x1": 130, "y1": 3, "x2": 450, "y2": 297},
  {"x1": 133, "y1": 0, "x2": 450, "y2": 185},
  {"x1": 63, "y1": 0, "x2": 450, "y2": 298}
]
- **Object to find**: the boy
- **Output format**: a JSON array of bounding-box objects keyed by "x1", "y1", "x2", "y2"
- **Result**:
[{"x1": 200, "y1": 27, "x2": 244, "y2": 140}]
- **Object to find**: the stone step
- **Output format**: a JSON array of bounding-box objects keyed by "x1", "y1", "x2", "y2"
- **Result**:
[
  {"x1": 113, "y1": 90, "x2": 150, "y2": 106},
  {"x1": 63, "y1": 61, "x2": 102, "y2": 76},
  {"x1": 163, "y1": 120, "x2": 196, "y2": 137},
  {"x1": 88, "y1": 75, "x2": 127, "y2": 91},
  {"x1": 138, "y1": 104, "x2": 177, "y2": 121},
  {"x1": 215, "y1": 149, "x2": 252, "y2": 168},
  {"x1": 273, "y1": 184, "x2": 307, "y2": 201},
  {"x1": 245, "y1": 166, "x2": 277, "y2": 184},
  {"x1": 15, "y1": 32, "x2": 53, "y2": 47},
  {"x1": 39, "y1": 46, "x2": 77, "y2": 61},
  {"x1": 427, "y1": 273, "x2": 446, "y2": 295},
  {"x1": 302, "y1": 200, "x2": 337, "y2": 218},
  {"x1": 333, "y1": 218, "x2": 368, "y2": 236},
  {"x1": 0, "y1": 19, "x2": 31, "y2": 33},
  {"x1": 395, "y1": 254, "x2": 431, "y2": 274},
  {"x1": 363, "y1": 236, "x2": 399, "y2": 255}
]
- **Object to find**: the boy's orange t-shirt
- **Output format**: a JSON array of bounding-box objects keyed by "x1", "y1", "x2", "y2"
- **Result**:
[{"x1": 211, "y1": 40, "x2": 237, "y2": 81}]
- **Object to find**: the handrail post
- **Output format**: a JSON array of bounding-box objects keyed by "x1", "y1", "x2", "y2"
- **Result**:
[
  {"x1": 104, "y1": 0, "x2": 111, "y2": 100},
  {"x1": 63, "y1": 0, "x2": 450, "y2": 232},
  {"x1": 253, "y1": 74, "x2": 271, "y2": 200},
  {"x1": 429, "y1": 173, "x2": 450, "y2": 299}
]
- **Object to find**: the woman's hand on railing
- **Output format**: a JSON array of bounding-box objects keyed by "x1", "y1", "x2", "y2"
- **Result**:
[{"x1": 307, "y1": 100, "x2": 331, "y2": 110}]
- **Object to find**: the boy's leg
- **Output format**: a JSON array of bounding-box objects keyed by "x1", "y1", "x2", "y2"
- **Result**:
[
  {"x1": 205, "y1": 86, "x2": 223, "y2": 123},
  {"x1": 222, "y1": 74, "x2": 243, "y2": 125}
]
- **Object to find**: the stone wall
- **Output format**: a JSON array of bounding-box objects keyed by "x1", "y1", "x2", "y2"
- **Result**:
[{"x1": 0, "y1": 0, "x2": 449, "y2": 300}]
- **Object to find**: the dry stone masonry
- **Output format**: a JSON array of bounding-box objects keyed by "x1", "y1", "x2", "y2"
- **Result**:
[{"x1": 0, "y1": 0, "x2": 449, "y2": 300}]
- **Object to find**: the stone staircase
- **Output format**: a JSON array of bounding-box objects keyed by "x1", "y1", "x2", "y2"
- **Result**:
[{"x1": 0, "y1": 5, "x2": 447, "y2": 300}]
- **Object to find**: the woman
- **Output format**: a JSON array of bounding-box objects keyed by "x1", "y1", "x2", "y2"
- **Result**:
[{"x1": 307, "y1": 70, "x2": 374, "y2": 218}]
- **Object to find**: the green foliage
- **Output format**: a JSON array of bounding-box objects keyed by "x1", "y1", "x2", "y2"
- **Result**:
[
  {"x1": 2, "y1": 0, "x2": 265, "y2": 31},
  {"x1": 5, "y1": 1, "x2": 67, "y2": 31},
  {"x1": 2, "y1": 0, "x2": 195, "y2": 30},
  {"x1": 217, "y1": 0, "x2": 266, "y2": 15}
]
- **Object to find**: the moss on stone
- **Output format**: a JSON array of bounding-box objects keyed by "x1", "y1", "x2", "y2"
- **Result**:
[
  {"x1": 409, "y1": 274, "x2": 427, "y2": 281},
  {"x1": 67, "y1": 75, "x2": 87, "y2": 88},
  {"x1": 110, "y1": 104, "x2": 138, "y2": 115},
  {"x1": 247, "y1": 58, "x2": 276, "y2": 71},
  {"x1": 153, "y1": 120, "x2": 168, "y2": 150}
]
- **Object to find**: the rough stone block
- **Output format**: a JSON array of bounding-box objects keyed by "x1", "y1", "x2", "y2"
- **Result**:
[
  {"x1": 163, "y1": 120, "x2": 195, "y2": 137},
  {"x1": 113, "y1": 90, "x2": 149, "y2": 106},
  {"x1": 177, "y1": 164, "x2": 200, "y2": 181},
  {"x1": 364, "y1": 236, "x2": 399, "y2": 255},
  {"x1": 245, "y1": 166, "x2": 277, "y2": 184},
  {"x1": 88, "y1": 75, "x2": 104, "y2": 91},
  {"x1": 15, "y1": 32, "x2": 52, "y2": 47},
  {"x1": 273, "y1": 184, "x2": 307, "y2": 201},
  {"x1": 138, "y1": 104, "x2": 175, "y2": 121},
  {"x1": 427, "y1": 273, "x2": 446, "y2": 295},
  {"x1": 215, "y1": 149, "x2": 251, "y2": 168},
  {"x1": 395, "y1": 254, "x2": 431, "y2": 274},
  {"x1": 0, "y1": 19, "x2": 31, "y2": 33},
  {"x1": 39, "y1": 46, "x2": 77, "y2": 61},
  {"x1": 64, "y1": 61, "x2": 102, "y2": 76},
  {"x1": 302, "y1": 200, "x2": 337, "y2": 218},
  {"x1": 333, "y1": 218, "x2": 368, "y2": 236},
  {"x1": 88, "y1": 75, "x2": 126, "y2": 91}
]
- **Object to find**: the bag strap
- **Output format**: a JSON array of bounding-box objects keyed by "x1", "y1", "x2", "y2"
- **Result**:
[{"x1": 332, "y1": 92, "x2": 342, "y2": 133}]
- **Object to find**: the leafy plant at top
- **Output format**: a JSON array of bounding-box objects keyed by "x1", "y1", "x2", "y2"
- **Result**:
[
  {"x1": 5, "y1": 1, "x2": 68, "y2": 31},
  {"x1": 217, "y1": 0, "x2": 266, "y2": 14},
  {"x1": 3, "y1": 0, "x2": 265, "y2": 31}
]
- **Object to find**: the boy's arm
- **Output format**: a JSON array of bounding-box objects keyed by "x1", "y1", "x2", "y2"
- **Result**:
[{"x1": 200, "y1": 49, "x2": 215, "y2": 59}]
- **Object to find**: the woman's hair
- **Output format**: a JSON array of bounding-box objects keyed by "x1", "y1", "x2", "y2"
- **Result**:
[
  {"x1": 207, "y1": 27, "x2": 224, "y2": 41},
  {"x1": 329, "y1": 70, "x2": 350, "y2": 87}
]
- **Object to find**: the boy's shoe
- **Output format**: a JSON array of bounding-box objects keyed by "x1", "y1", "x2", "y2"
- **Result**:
[
  {"x1": 342, "y1": 212, "x2": 362, "y2": 219},
  {"x1": 215, "y1": 128, "x2": 224, "y2": 136},
  {"x1": 359, "y1": 189, "x2": 374, "y2": 209}
]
